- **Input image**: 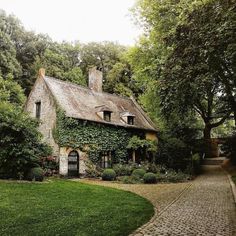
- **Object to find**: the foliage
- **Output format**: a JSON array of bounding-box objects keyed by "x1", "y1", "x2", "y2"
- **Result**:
[
  {"x1": 40, "y1": 156, "x2": 59, "y2": 176},
  {"x1": 113, "y1": 162, "x2": 166, "y2": 177},
  {"x1": 159, "y1": 0, "x2": 235, "y2": 139},
  {"x1": 157, "y1": 131, "x2": 189, "y2": 169},
  {"x1": 54, "y1": 109, "x2": 136, "y2": 164},
  {"x1": 102, "y1": 169, "x2": 116, "y2": 181},
  {"x1": 191, "y1": 153, "x2": 201, "y2": 175},
  {"x1": 223, "y1": 132, "x2": 236, "y2": 164},
  {"x1": 26, "y1": 167, "x2": 44, "y2": 182},
  {"x1": 113, "y1": 163, "x2": 133, "y2": 176},
  {"x1": 143, "y1": 172, "x2": 157, "y2": 184},
  {"x1": 0, "y1": 75, "x2": 25, "y2": 105},
  {"x1": 131, "y1": 169, "x2": 146, "y2": 179},
  {"x1": 33, "y1": 44, "x2": 87, "y2": 87},
  {"x1": 127, "y1": 135, "x2": 157, "y2": 154},
  {"x1": 119, "y1": 175, "x2": 142, "y2": 184},
  {"x1": 0, "y1": 102, "x2": 52, "y2": 179},
  {"x1": 0, "y1": 30, "x2": 21, "y2": 78},
  {"x1": 84, "y1": 159, "x2": 103, "y2": 178},
  {"x1": 0, "y1": 180, "x2": 154, "y2": 236},
  {"x1": 0, "y1": 11, "x2": 137, "y2": 97},
  {"x1": 0, "y1": 76, "x2": 52, "y2": 179},
  {"x1": 156, "y1": 169, "x2": 190, "y2": 183}
]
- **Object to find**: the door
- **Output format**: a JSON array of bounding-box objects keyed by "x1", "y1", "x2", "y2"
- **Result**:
[{"x1": 68, "y1": 150, "x2": 79, "y2": 177}]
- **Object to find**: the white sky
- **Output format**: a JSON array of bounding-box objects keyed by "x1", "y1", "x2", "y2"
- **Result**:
[{"x1": 0, "y1": 0, "x2": 141, "y2": 45}]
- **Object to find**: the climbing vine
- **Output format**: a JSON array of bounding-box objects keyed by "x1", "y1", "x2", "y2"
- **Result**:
[{"x1": 53, "y1": 109, "x2": 141, "y2": 164}]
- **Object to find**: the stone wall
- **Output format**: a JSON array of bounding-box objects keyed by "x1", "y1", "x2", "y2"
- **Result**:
[
  {"x1": 25, "y1": 76, "x2": 59, "y2": 156},
  {"x1": 146, "y1": 132, "x2": 158, "y2": 141},
  {"x1": 59, "y1": 147, "x2": 88, "y2": 176}
]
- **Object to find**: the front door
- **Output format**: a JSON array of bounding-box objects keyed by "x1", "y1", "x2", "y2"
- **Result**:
[{"x1": 68, "y1": 150, "x2": 79, "y2": 177}]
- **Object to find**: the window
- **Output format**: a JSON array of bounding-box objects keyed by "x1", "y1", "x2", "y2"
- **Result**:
[
  {"x1": 120, "y1": 111, "x2": 135, "y2": 125},
  {"x1": 100, "y1": 151, "x2": 112, "y2": 168},
  {"x1": 103, "y1": 111, "x2": 111, "y2": 122},
  {"x1": 127, "y1": 116, "x2": 134, "y2": 125},
  {"x1": 35, "y1": 101, "x2": 41, "y2": 119}
]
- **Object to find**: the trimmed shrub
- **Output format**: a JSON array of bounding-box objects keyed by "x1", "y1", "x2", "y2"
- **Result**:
[
  {"x1": 102, "y1": 169, "x2": 116, "y2": 181},
  {"x1": 143, "y1": 172, "x2": 157, "y2": 184},
  {"x1": 26, "y1": 167, "x2": 44, "y2": 182},
  {"x1": 132, "y1": 169, "x2": 146, "y2": 179}
]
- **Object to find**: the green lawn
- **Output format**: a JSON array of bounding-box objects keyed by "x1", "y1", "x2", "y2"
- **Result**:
[{"x1": 0, "y1": 179, "x2": 153, "y2": 236}]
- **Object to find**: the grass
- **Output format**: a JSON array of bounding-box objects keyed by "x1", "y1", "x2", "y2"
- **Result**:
[{"x1": 0, "y1": 179, "x2": 153, "y2": 236}]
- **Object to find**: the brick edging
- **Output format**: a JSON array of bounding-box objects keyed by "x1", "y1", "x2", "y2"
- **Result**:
[
  {"x1": 129, "y1": 183, "x2": 193, "y2": 236},
  {"x1": 221, "y1": 166, "x2": 236, "y2": 204},
  {"x1": 227, "y1": 174, "x2": 236, "y2": 204}
]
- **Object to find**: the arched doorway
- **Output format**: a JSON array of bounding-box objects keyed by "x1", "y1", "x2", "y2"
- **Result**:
[{"x1": 68, "y1": 150, "x2": 79, "y2": 177}]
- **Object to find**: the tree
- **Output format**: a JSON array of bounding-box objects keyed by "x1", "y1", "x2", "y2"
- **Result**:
[
  {"x1": 129, "y1": 0, "x2": 198, "y2": 126},
  {"x1": 32, "y1": 42, "x2": 86, "y2": 87},
  {"x1": 0, "y1": 30, "x2": 21, "y2": 78},
  {"x1": 79, "y1": 41, "x2": 135, "y2": 93},
  {"x1": 0, "y1": 76, "x2": 51, "y2": 179},
  {"x1": 160, "y1": 0, "x2": 235, "y2": 139}
]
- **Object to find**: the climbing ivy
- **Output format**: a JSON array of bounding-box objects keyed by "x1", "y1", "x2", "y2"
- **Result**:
[{"x1": 53, "y1": 109, "x2": 140, "y2": 164}]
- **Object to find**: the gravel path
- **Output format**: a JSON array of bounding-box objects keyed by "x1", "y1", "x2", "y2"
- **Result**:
[
  {"x1": 78, "y1": 166, "x2": 236, "y2": 236},
  {"x1": 133, "y1": 166, "x2": 236, "y2": 236}
]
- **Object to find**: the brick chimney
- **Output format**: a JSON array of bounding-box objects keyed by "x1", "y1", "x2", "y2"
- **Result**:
[
  {"x1": 88, "y1": 67, "x2": 103, "y2": 93},
  {"x1": 38, "y1": 68, "x2": 45, "y2": 78}
]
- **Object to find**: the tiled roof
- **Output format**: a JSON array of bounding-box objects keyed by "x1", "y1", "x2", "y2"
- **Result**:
[{"x1": 44, "y1": 76, "x2": 157, "y2": 131}]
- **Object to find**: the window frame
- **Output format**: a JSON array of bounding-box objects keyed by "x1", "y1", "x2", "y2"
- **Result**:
[
  {"x1": 127, "y1": 116, "x2": 134, "y2": 125},
  {"x1": 103, "y1": 111, "x2": 111, "y2": 122},
  {"x1": 35, "y1": 101, "x2": 41, "y2": 119}
]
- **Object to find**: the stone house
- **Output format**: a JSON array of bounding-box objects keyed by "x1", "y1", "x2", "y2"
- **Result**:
[{"x1": 25, "y1": 68, "x2": 157, "y2": 177}]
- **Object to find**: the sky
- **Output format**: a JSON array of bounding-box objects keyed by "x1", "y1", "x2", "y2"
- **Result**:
[{"x1": 0, "y1": 0, "x2": 142, "y2": 45}]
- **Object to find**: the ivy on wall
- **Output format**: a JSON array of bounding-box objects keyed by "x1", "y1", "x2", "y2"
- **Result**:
[{"x1": 53, "y1": 109, "x2": 141, "y2": 164}]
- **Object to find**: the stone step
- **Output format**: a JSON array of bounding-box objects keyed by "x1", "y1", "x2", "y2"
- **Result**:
[{"x1": 202, "y1": 157, "x2": 226, "y2": 165}]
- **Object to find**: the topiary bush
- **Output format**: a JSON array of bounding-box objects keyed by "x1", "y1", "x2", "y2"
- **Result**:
[
  {"x1": 132, "y1": 169, "x2": 146, "y2": 179},
  {"x1": 143, "y1": 172, "x2": 157, "y2": 184},
  {"x1": 102, "y1": 169, "x2": 116, "y2": 181},
  {"x1": 26, "y1": 167, "x2": 44, "y2": 182}
]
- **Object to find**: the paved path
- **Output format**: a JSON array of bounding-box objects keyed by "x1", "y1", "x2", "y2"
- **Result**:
[{"x1": 133, "y1": 166, "x2": 236, "y2": 236}]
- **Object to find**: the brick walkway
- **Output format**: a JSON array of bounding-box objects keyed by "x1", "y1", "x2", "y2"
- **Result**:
[{"x1": 133, "y1": 166, "x2": 236, "y2": 236}]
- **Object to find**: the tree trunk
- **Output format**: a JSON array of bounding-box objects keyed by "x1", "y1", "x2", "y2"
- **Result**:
[
  {"x1": 203, "y1": 123, "x2": 220, "y2": 158},
  {"x1": 233, "y1": 109, "x2": 236, "y2": 127},
  {"x1": 132, "y1": 150, "x2": 136, "y2": 163},
  {"x1": 203, "y1": 124, "x2": 212, "y2": 139}
]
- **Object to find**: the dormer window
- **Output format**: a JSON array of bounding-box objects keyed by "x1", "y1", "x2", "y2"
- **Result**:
[
  {"x1": 127, "y1": 116, "x2": 134, "y2": 125},
  {"x1": 120, "y1": 111, "x2": 135, "y2": 125},
  {"x1": 95, "y1": 105, "x2": 113, "y2": 122},
  {"x1": 35, "y1": 101, "x2": 41, "y2": 119},
  {"x1": 103, "y1": 111, "x2": 111, "y2": 122}
]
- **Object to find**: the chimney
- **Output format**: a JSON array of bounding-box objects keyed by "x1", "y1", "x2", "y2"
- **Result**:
[
  {"x1": 38, "y1": 68, "x2": 45, "y2": 78},
  {"x1": 88, "y1": 67, "x2": 103, "y2": 92}
]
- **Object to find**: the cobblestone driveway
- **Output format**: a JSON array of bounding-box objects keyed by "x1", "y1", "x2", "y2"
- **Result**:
[{"x1": 133, "y1": 166, "x2": 236, "y2": 236}]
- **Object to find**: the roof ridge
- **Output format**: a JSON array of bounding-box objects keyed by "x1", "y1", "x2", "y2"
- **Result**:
[{"x1": 44, "y1": 76, "x2": 133, "y2": 102}]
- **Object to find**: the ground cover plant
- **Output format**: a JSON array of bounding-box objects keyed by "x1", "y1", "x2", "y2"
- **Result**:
[{"x1": 0, "y1": 179, "x2": 153, "y2": 236}]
